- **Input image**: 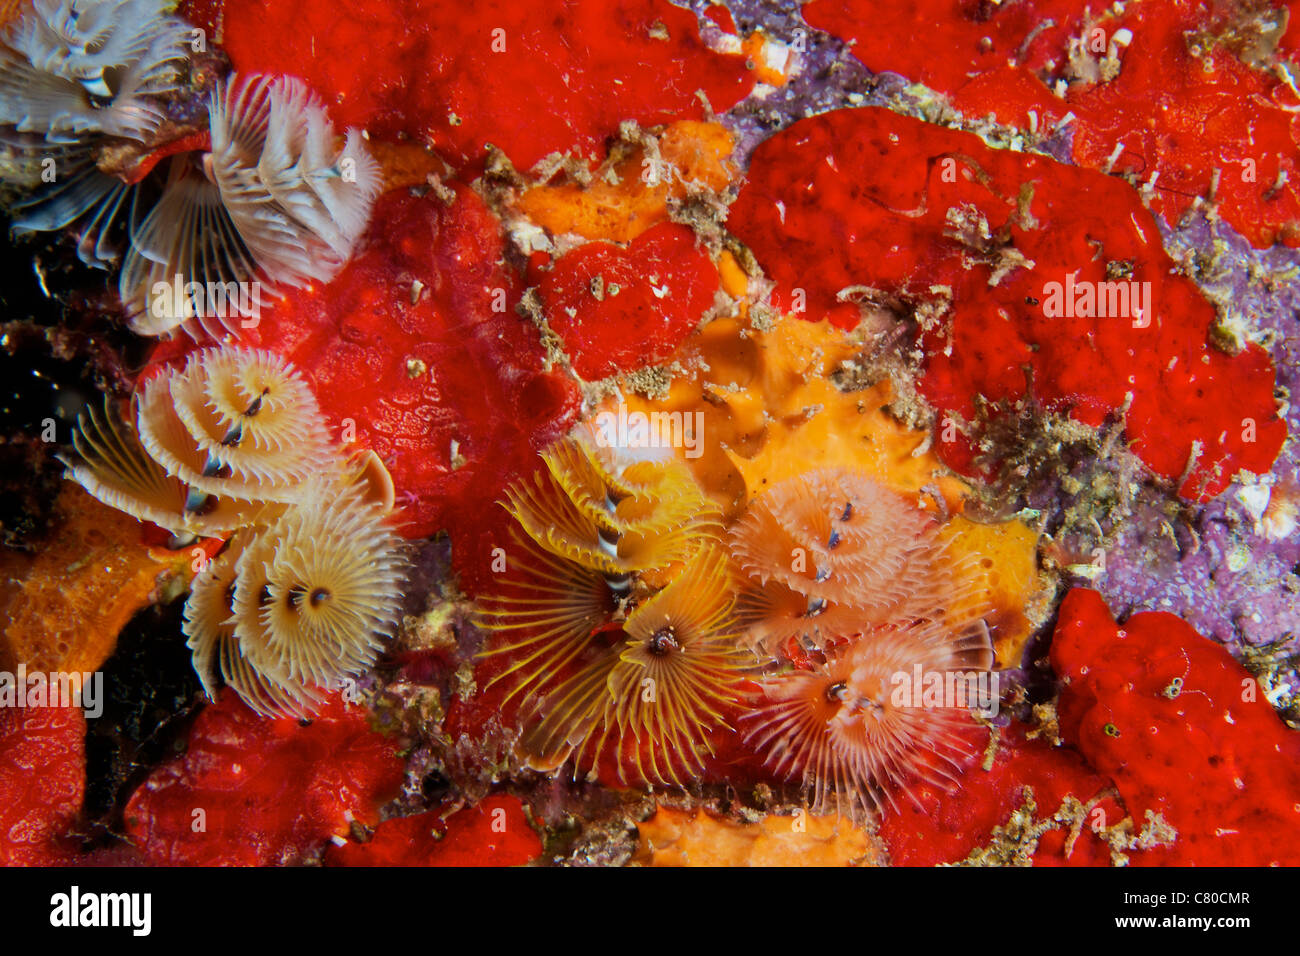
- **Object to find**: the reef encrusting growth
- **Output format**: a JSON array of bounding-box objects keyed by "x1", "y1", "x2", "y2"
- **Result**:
[{"x1": 5, "y1": 0, "x2": 1297, "y2": 870}]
